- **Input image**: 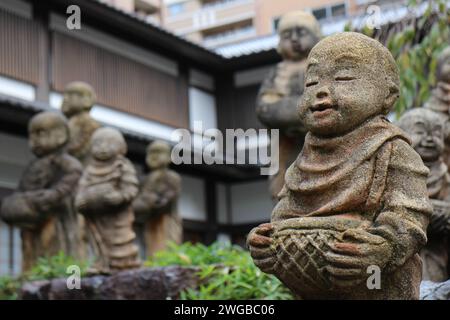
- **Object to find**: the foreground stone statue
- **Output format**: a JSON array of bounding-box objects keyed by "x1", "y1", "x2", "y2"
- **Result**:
[
  {"x1": 61, "y1": 81, "x2": 101, "y2": 163},
  {"x1": 75, "y1": 127, "x2": 141, "y2": 272},
  {"x1": 247, "y1": 32, "x2": 431, "y2": 299},
  {"x1": 133, "y1": 141, "x2": 182, "y2": 257},
  {"x1": 0, "y1": 112, "x2": 83, "y2": 271},
  {"x1": 398, "y1": 108, "x2": 450, "y2": 282},
  {"x1": 256, "y1": 11, "x2": 321, "y2": 201},
  {"x1": 425, "y1": 47, "x2": 450, "y2": 169}
]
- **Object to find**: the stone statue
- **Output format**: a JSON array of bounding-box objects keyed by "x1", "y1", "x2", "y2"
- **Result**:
[
  {"x1": 425, "y1": 47, "x2": 450, "y2": 169},
  {"x1": 75, "y1": 127, "x2": 141, "y2": 272},
  {"x1": 61, "y1": 81, "x2": 101, "y2": 163},
  {"x1": 0, "y1": 111, "x2": 83, "y2": 271},
  {"x1": 256, "y1": 11, "x2": 321, "y2": 201},
  {"x1": 398, "y1": 108, "x2": 450, "y2": 282},
  {"x1": 247, "y1": 32, "x2": 432, "y2": 299},
  {"x1": 133, "y1": 141, "x2": 182, "y2": 257}
]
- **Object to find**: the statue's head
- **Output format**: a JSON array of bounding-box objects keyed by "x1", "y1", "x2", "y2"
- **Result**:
[
  {"x1": 90, "y1": 127, "x2": 127, "y2": 161},
  {"x1": 28, "y1": 111, "x2": 69, "y2": 157},
  {"x1": 277, "y1": 11, "x2": 321, "y2": 61},
  {"x1": 436, "y1": 46, "x2": 450, "y2": 84},
  {"x1": 299, "y1": 32, "x2": 399, "y2": 137},
  {"x1": 398, "y1": 108, "x2": 444, "y2": 162},
  {"x1": 146, "y1": 140, "x2": 171, "y2": 170},
  {"x1": 61, "y1": 81, "x2": 96, "y2": 117}
]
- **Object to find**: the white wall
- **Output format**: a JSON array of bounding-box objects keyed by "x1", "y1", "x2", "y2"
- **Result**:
[
  {"x1": 0, "y1": 75, "x2": 35, "y2": 101},
  {"x1": 230, "y1": 179, "x2": 273, "y2": 224},
  {"x1": 188, "y1": 87, "x2": 217, "y2": 132},
  {"x1": 179, "y1": 174, "x2": 207, "y2": 221}
]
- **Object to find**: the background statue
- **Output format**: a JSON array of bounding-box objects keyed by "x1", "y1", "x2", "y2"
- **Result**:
[
  {"x1": 75, "y1": 127, "x2": 140, "y2": 272},
  {"x1": 133, "y1": 141, "x2": 182, "y2": 257},
  {"x1": 398, "y1": 108, "x2": 450, "y2": 282},
  {"x1": 0, "y1": 111, "x2": 83, "y2": 271},
  {"x1": 61, "y1": 81, "x2": 101, "y2": 163},
  {"x1": 247, "y1": 32, "x2": 431, "y2": 299},
  {"x1": 256, "y1": 11, "x2": 321, "y2": 201},
  {"x1": 425, "y1": 46, "x2": 450, "y2": 169}
]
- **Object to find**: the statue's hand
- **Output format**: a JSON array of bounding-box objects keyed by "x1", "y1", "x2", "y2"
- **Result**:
[
  {"x1": 75, "y1": 194, "x2": 87, "y2": 213},
  {"x1": 31, "y1": 190, "x2": 59, "y2": 213},
  {"x1": 247, "y1": 223, "x2": 276, "y2": 274},
  {"x1": 324, "y1": 228, "x2": 392, "y2": 288}
]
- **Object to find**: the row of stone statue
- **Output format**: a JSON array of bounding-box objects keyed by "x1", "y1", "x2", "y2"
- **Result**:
[
  {"x1": 249, "y1": 11, "x2": 450, "y2": 299},
  {"x1": 0, "y1": 82, "x2": 182, "y2": 273}
]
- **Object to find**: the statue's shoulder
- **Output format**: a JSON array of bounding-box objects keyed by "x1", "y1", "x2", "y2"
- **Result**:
[{"x1": 389, "y1": 138, "x2": 428, "y2": 175}]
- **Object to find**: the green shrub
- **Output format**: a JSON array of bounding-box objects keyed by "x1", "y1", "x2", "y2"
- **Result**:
[
  {"x1": 145, "y1": 242, "x2": 293, "y2": 300},
  {"x1": 0, "y1": 251, "x2": 91, "y2": 300}
]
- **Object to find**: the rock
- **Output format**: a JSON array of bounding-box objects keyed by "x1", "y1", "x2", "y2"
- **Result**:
[
  {"x1": 20, "y1": 266, "x2": 199, "y2": 300},
  {"x1": 420, "y1": 280, "x2": 450, "y2": 300}
]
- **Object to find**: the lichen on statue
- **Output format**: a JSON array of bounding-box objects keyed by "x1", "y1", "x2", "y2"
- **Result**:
[
  {"x1": 248, "y1": 32, "x2": 431, "y2": 299},
  {"x1": 256, "y1": 11, "x2": 321, "y2": 201},
  {"x1": 0, "y1": 111, "x2": 84, "y2": 271},
  {"x1": 133, "y1": 140, "x2": 182, "y2": 257},
  {"x1": 398, "y1": 108, "x2": 450, "y2": 283},
  {"x1": 75, "y1": 127, "x2": 140, "y2": 272},
  {"x1": 61, "y1": 81, "x2": 101, "y2": 163}
]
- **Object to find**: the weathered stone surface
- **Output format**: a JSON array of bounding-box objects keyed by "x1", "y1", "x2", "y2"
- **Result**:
[
  {"x1": 256, "y1": 11, "x2": 321, "y2": 201},
  {"x1": 398, "y1": 108, "x2": 450, "y2": 282},
  {"x1": 0, "y1": 111, "x2": 84, "y2": 271},
  {"x1": 20, "y1": 266, "x2": 199, "y2": 300},
  {"x1": 61, "y1": 81, "x2": 101, "y2": 164},
  {"x1": 248, "y1": 32, "x2": 431, "y2": 299},
  {"x1": 133, "y1": 141, "x2": 182, "y2": 257},
  {"x1": 75, "y1": 127, "x2": 141, "y2": 272},
  {"x1": 420, "y1": 280, "x2": 450, "y2": 300}
]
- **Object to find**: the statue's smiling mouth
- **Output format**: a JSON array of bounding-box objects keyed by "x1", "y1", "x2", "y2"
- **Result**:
[{"x1": 310, "y1": 102, "x2": 337, "y2": 116}]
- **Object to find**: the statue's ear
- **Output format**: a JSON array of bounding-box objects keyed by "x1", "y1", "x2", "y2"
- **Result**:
[{"x1": 383, "y1": 82, "x2": 399, "y2": 114}]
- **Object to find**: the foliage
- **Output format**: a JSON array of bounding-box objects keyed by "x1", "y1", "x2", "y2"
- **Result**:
[
  {"x1": 146, "y1": 241, "x2": 293, "y2": 300},
  {"x1": 348, "y1": 0, "x2": 450, "y2": 118},
  {"x1": 0, "y1": 251, "x2": 91, "y2": 300}
]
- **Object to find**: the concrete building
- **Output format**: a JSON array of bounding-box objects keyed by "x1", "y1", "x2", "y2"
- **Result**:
[{"x1": 100, "y1": 0, "x2": 407, "y2": 48}]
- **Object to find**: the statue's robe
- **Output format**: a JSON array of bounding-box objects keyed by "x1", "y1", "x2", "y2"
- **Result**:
[
  {"x1": 421, "y1": 160, "x2": 450, "y2": 282},
  {"x1": 257, "y1": 60, "x2": 307, "y2": 201},
  {"x1": 66, "y1": 112, "x2": 101, "y2": 164},
  {"x1": 133, "y1": 169, "x2": 182, "y2": 257},
  {"x1": 0, "y1": 152, "x2": 83, "y2": 271},
  {"x1": 78, "y1": 156, "x2": 140, "y2": 271},
  {"x1": 270, "y1": 115, "x2": 431, "y2": 299}
]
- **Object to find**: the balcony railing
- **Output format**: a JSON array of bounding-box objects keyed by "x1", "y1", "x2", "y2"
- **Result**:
[{"x1": 166, "y1": 0, "x2": 255, "y2": 35}]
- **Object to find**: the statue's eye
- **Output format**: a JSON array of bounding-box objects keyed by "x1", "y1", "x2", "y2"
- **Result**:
[
  {"x1": 335, "y1": 76, "x2": 356, "y2": 81},
  {"x1": 306, "y1": 81, "x2": 318, "y2": 87}
]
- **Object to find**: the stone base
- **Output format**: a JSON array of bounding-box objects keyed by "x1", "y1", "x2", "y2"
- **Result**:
[
  {"x1": 420, "y1": 280, "x2": 450, "y2": 300},
  {"x1": 20, "y1": 266, "x2": 199, "y2": 300}
]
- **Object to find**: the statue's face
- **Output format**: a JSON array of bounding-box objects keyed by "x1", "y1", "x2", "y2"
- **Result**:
[
  {"x1": 29, "y1": 116, "x2": 68, "y2": 157},
  {"x1": 61, "y1": 87, "x2": 94, "y2": 117},
  {"x1": 278, "y1": 27, "x2": 318, "y2": 61},
  {"x1": 91, "y1": 133, "x2": 123, "y2": 161},
  {"x1": 409, "y1": 118, "x2": 444, "y2": 162},
  {"x1": 146, "y1": 147, "x2": 170, "y2": 170},
  {"x1": 299, "y1": 50, "x2": 388, "y2": 137}
]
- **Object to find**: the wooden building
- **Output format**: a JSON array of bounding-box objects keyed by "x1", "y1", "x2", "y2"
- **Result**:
[{"x1": 0, "y1": 0, "x2": 282, "y2": 275}]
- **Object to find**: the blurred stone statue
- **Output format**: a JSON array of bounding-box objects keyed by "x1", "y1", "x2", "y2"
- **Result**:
[
  {"x1": 425, "y1": 46, "x2": 450, "y2": 169},
  {"x1": 398, "y1": 108, "x2": 450, "y2": 282},
  {"x1": 133, "y1": 141, "x2": 182, "y2": 257},
  {"x1": 61, "y1": 81, "x2": 101, "y2": 163},
  {"x1": 0, "y1": 111, "x2": 83, "y2": 271},
  {"x1": 75, "y1": 127, "x2": 140, "y2": 272},
  {"x1": 256, "y1": 11, "x2": 321, "y2": 201},
  {"x1": 247, "y1": 33, "x2": 431, "y2": 299}
]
